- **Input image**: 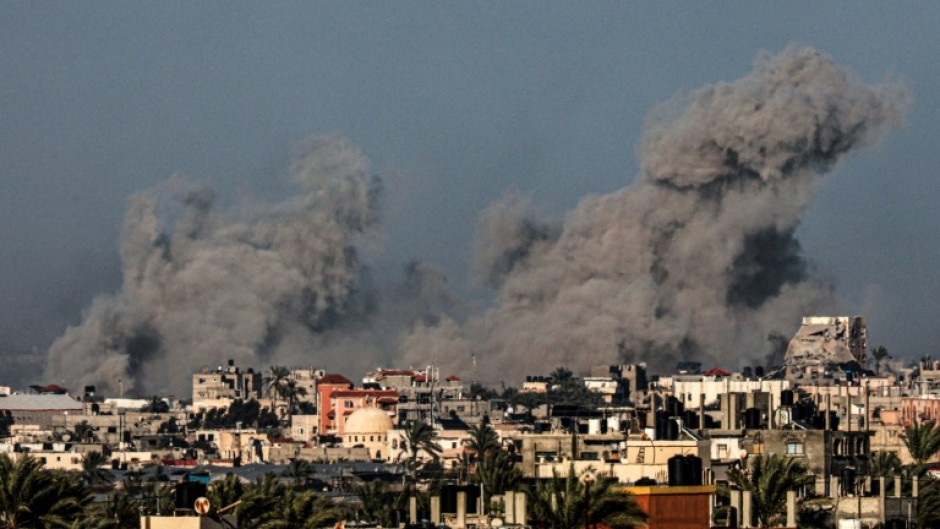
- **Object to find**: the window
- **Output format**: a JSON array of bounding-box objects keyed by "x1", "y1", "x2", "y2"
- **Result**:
[
  {"x1": 786, "y1": 441, "x2": 804, "y2": 455},
  {"x1": 345, "y1": 400, "x2": 354, "y2": 409},
  {"x1": 718, "y1": 443, "x2": 728, "y2": 459}
]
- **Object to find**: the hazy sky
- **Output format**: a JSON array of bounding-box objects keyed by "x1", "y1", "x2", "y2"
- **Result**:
[{"x1": 3, "y1": 2, "x2": 940, "y2": 386}]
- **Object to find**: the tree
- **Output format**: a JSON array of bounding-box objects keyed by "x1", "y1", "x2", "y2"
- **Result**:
[
  {"x1": 916, "y1": 476, "x2": 940, "y2": 529},
  {"x1": 277, "y1": 379, "x2": 306, "y2": 427},
  {"x1": 550, "y1": 367, "x2": 574, "y2": 388},
  {"x1": 0, "y1": 454, "x2": 92, "y2": 529},
  {"x1": 902, "y1": 420, "x2": 940, "y2": 467},
  {"x1": 80, "y1": 452, "x2": 113, "y2": 487},
  {"x1": 282, "y1": 459, "x2": 314, "y2": 489},
  {"x1": 264, "y1": 366, "x2": 292, "y2": 417},
  {"x1": 141, "y1": 396, "x2": 169, "y2": 414},
  {"x1": 526, "y1": 464, "x2": 647, "y2": 529},
  {"x1": 237, "y1": 473, "x2": 343, "y2": 529},
  {"x1": 402, "y1": 421, "x2": 441, "y2": 482},
  {"x1": 870, "y1": 451, "x2": 903, "y2": 494},
  {"x1": 352, "y1": 479, "x2": 396, "y2": 527},
  {"x1": 88, "y1": 490, "x2": 140, "y2": 529},
  {"x1": 208, "y1": 473, "x2": 244, "y2": 514},
  {"x1": 475, "y1": 450, "x2": 521, "y2": 513},
  {"x1": 727, "y1": 454, "x2": 814, "y2": 528},
  {"x1": 466, "y1": 422, "x2": 518, "y2": 512},
  {"x1": 467, "y1": 422, "x2": 501, "y2": 457},
  {"x1": 71, "y1": 421, "x2": 96, "y2": 444},
  {"x1": 872, "y1": 346, "x2": 891, "y2": 375}
]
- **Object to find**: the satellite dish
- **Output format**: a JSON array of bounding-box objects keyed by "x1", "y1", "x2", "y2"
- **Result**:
[{"x1": 194, "y1": 497, "x2": 211, "y2": 516}]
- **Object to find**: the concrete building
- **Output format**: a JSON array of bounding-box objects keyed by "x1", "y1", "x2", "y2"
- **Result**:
[
  {"x1": 519, "y1": 431, "x2": 710, "y2": 484},
  {"x1": 192, "y1": 361, "x2": 262, "y2": 412},
  {"x1": 0, "y1": 393, "x2": 83, "y2": 432},
  {"x1": 785, "y1": 315, "x2": 868, "y2": 369},
  {"x1": 671, "y1": 376, "x2": 790, "y2": 409},
  {"x1": 315, "y1": 374, "x2": 354, "y2": 435}
]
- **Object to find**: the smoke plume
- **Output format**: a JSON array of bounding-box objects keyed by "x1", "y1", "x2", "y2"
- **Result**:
[
  {"x1": 400, "y1": 47, "x2": 908, "y2": 379},
  {"x1": 45, "y1": 137, "x2": 385, "y2": 395},
  {"x1": 47, "y1": 47, "x2": 909, "y2": 393}
]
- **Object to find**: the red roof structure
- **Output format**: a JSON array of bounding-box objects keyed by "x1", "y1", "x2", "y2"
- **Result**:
[
  {"x1": 318, "y1": 374, "x2": 353, "y2": 386},
  {"x1": 703, "y1": 368, "x2": 732, "y2": 377}
]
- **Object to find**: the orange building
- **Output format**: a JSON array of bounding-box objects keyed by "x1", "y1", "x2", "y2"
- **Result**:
[
  {"x1": 330, "y1": 389, "x2": 399, "y2": 435},
  {"x1": 316, "y1": 374, "x2": 353, "y2": 435},
  {"x1": 619, "y1": 485, "x2": 715, "y2": 529}
]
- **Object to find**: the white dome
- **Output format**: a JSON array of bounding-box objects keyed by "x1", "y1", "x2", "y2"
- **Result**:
[{"x1": 344, "y1": 406, "x2": 393, "y2": 434}]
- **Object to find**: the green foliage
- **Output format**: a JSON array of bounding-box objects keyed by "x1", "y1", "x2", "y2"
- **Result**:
[
  {"x1": 870, "y1": 451, "x2": 903, "y2": 494},
  {"x1": 526, "y1": 464, "x2": 647, "y2": 529},
  {"x1": 510, "y1": 366, "x2": 601, "y2": 410},
  {"x1": 402, "y1": 421, "x2": 441, "y2": 482},
  {"x1": 902, "y1": 420, "x2": 940, "y2": 466},
  {"x1": 140, "y1": 396, "x2": 169, "y2": 414},
  {"x1": 208, "y1": 473, "x2": 245, "y2": 514},
  {"x1": 917, "y1": 476, "x2": 940, "y2": 529},
  {"x1": 189, "y1": 399, "x2": 279, "y2": 430},
  {"x1": 468, "y1": 382, "x2": 499, "y2": 401},
  {"x1": 81, "y1": 452, "x2": 113, "y2": 487},
  {"x1": 466, "y1": 422, "x2": 520, "y2": 513},
  {"x1": 236, "y1": 473, "x2": 343, "y2": 529},
  {"x1": 351, "y1": 479, "x2": 398, "y2": 527},
  {"x1": 727, "y1": 454, "x2": 814, "y2": 528},
  {"x1": 0, "y1": 454, "x2": 93, "y2": 529},
  {"x1": 872, "y1": 346, "x2": 891, "y2": 374}
]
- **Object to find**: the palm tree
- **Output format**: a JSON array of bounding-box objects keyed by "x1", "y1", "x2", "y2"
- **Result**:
[
  {"x1": 277, "y1": 379, "x2": 306, "y2": 427},
  {"x1": 870, "y1": 451, "x2": 903, "y2": 494},
  {"x1": 0, "y1": 454, "x2": 92, "y2": 529},
  {"x1": 268, "y1": 489, "x2": 344, "y2": 529},
  {"x1": 282, "y1": 459, "x2": 314, "y2": 489},
  {"x1": 71, "y1": 421, "x2": 96, "y2": 444},
  {"x1": 208, "y1": 473, "x2": 244, "y2": 514},
  {"x1": 402, "y1": 421, "x2": 441, "y2": 482},
  {"x1": 80, "y1": 452, "x2": 113, "y2": 487},
  {"x1": 467, "y1": 422, "x2": 501, "y2": 457},
  {"x1": 916, "y1": 476, "x2": 940, "y2": 529},
  {"x1": 475, "y1": 450, "x2": 521, "y2": 514},
  {"x1": 237, "y1": 474, "x2": 286, "y2": 529},
  {"x1": 902, "y1": 420, "x2": 940, "y2": 467},
  {"x1": 872, "y1": 346, "x2": 891, "y2": 375},
  {"x1": 237, "y1": 473, "x2": 344, "y2": 529},
  {"x1": 550, "y1": 367, "x2": 574, "y2": 387},
  {"x1": 351, "y1": 479, "x2": 396, "y2": 527},
  {"x1": 527, "y1": 464, "x2": 647, "y2": 529},
  {"x1": 727, "y1": 454, "x2": 814, "y2": 528},
  {"x1": 88, "y1": 490, "x2": 140, "y2": 529}
]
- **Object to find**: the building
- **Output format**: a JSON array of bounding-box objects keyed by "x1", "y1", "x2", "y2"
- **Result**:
[
  {"x1": 785, "y1": 316, "x2": 868, "y2": 369},
  {"x1": 0, "y1": 393, "x2": 84, "y2": 432},
  {"x1": 192, "y1": 360, "x2": 262, "y2": 412},
  {"x1": 330, "y1": 389, "x2": 398, "y2": 436},
  {"x1": 315, "y1": 374, "x2": 354, "y2": 435},
  {"x1": 342, "y1": 406, "x2": 394, "y2": 460}
]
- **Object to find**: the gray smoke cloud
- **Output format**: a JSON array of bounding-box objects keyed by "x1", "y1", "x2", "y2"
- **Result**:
[
  {"x1": 45, "y1": 136, "x2": 385, "y2": 395},
  {"x1": 400, "y1": 47, "x2": 909, "y2": 380},
  {"x1": 46, "y1": 47, "x2": 910, "y2": 393}
]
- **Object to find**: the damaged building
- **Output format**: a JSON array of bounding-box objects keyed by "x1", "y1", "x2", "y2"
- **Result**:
[{"x1": 785, "y1": 316, "x2": 868, "y2": 371}]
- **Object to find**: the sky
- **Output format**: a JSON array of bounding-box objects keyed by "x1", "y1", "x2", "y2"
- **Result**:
[{"x1": 2, "y1": 2, "x2": 940, "y2": 388}]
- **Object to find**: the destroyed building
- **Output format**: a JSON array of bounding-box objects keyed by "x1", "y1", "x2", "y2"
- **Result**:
[{"x1": 785, "y1": 316, "x2": 868, "y2": 369}]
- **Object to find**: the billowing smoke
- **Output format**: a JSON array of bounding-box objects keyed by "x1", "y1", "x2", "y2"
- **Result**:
[
  {"x1": 47, "y1": 47, "x2": 910, "y2": 393},
  {"x1": 46, "y1": 137, "x2": 385, "y2": 395},
  {"x1": 400, "y1": 47, "x2": 909, "y2": 380}
]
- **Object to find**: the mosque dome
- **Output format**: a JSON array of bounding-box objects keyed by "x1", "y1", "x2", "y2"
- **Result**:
[{"x1": 344, "y1": 406, "x2": 393, "y2": 435}]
